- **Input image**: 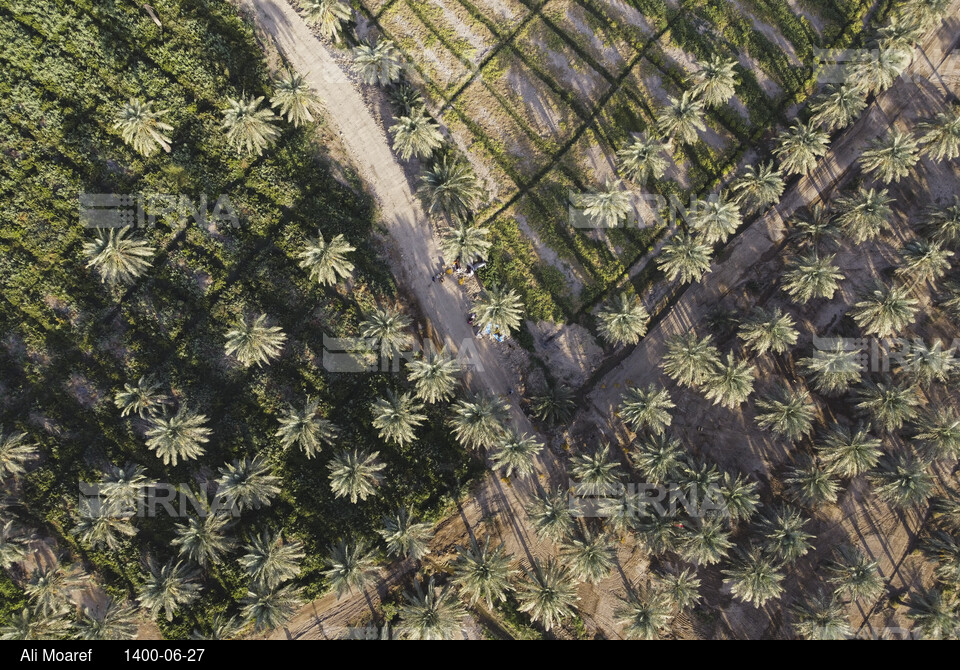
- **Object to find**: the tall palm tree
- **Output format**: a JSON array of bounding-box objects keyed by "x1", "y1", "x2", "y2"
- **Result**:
[
  {"x1": 570, "y1": 444, "x2": 622, "y2": 497},
  {"x1": 0, "y1": 520, "x2": 26, "y2": 569},
  {"x1": 239, "y1": 530, "x2": 304, "y2": 589},
  {"x1": 407, "y1": 351, "x2": 460, "y2": 404},
  {"x1": 774, "y1": 122, "x2": 830, "y2": 176},
  {"x1": 474, "y1": 284, "x2": 525, "y2": 336},
  {"x1": 630, "y1": 434, "x2": 685, "y2": 485},
  {"x1": 527, "y1": 487, "x2": 574, "y2": 543},
  {"x1": 303, "y1": 0, "x2": 352, "y2": 42},
  {"x1": 371, "y1": 391, "x2": 426, "y2": 447},
  {"x1": 113, "y1": 98, "x2": 173, "y2": 156},
  {"x1": 932, "y1": 486, "x2": 960, "y2": 534},
  {"x1": 452, "y1": 537, "x2": 514, "y2": 608},
  {"x1": 925, "y1": 197, "x2": 960, "y2": 247},
  {"x1": 900, "y1": 342, "x2": 957, "y2": 389},
  {"x1": 145, "y1": 407, "x2": 211, "y2": 466},
  {"x1": 74, "y1": 598, "x2": 138, "y2": 640},
  {"x1": 851, "y1": 283, "x2": 919, "y2": 338},
  {"x1": 138, "y1": 557, "x2": 201, "y2": 622},
  {"x1": 114, "y1": 377, "x2": 169, "y2": 419},
  {"x1": 738, "y1": 307, "x2": 798, "y2": 356},
  {"x1": 661, "y1": 332, "x2": 720, "y2": 387},
  {"x1": 870, "y1": 452, "x2": 933, "y2": 511},
  {"x1": 800, "y1": 342, "x2": 863, "y2": 395},
  {"x1": 327, "y1": 449, "x2": 386, "y2": 503},
  {"x1": 216, "y1": 456, "x2": 281, "y2": 511},
  {"x1": 618, "y1": 385, "x2": 675, "y2": 436},
  {"x1": 378, "y1": 508, "x2": 434, "y2": 560},
  {"x1": 276, "y1": 397, "x2": 339, "y2": 459},
  {"x1": 0, "y1": 431, "x2": 37, "y2": 480},
  {"x1": 903, "y1": 588, "x2": 959, "y2": 639},
  {"x1": 298, "y1": 232, "x2": 355, "y2": 286},
  {"x1": 722, "y1": 547, "x2": 785, "y2": 607},
  {"x1": 530, "y1": 383, "x2": 575, "y2": 426},
  {"x1": 323, "y1": 540, "x2": 379, "y2": 598},
  {"x1": 190, "y1": 613, "x2": 245, "y2": 641},
  {"x1": 790, "y1": 591, "x2": 852, "y2": 640},
  {"x1": 782, "y1": 252, "x2": 844, "y2": 303},
  {"x1": 922, "y1": 530, "x2": 960, "y2": 585},
  {"x1": 809, "y1": 84, "x2": 867, "y2": 131},
  {"x1": 271, "y1": 72, "x2": 321, "y2": 127},
  {"x1": 657, "y1": 566, "x2": 702, "y2": 611},
  {"x1": 615, "y1": 583, "x2": 673, "y2": 640},
  {"x1": 516, "y1": 558, "x2": 578, "y2": 631},
  {"x1": 0, "y1": 606, "x2": 70, "y2": 640},
  {"x1": 755, "y1": 385, "x2": 817, "y2": 442},
  {"x1": 578, "y1": 180, "x2": 632, "y2": 228},
  {"x1": 560, "y1": 530, "x2": 615, "y2": 584},
  {"x1": 913, "y1": 409, "x2": 960, "y2": 461},
  {"x1": 71, "y1": 508, "x2": 136, "y2": 552},
  {"x1": 597, "y1": 293, "x2": 650, "y2": 346},
  {"x1": 390, "y1": 109, "x2": 444, "y2": 161},
  {"x1": 617, "y1": 135, "x2": 668, "y2": 185},
  {"x1": 731, "y1": 162, "x2": 785, "y2": 214},
  {"x1": 491, "y1": 430, "x2": 544, "y2": 479},
  {"x1": 25, "y1": 564, "x2": 82, "y2": 616},
  {"x1": 680, "y1": 516, "x2": 733, "y2": 565},
  {"x1": 817, "y1": 423, "x2": 882, "y2": 479},
  {"x1": 241, "y1": 583, "x2": 302, "y2": 632},
  {"x1": 172, "y1": 513, "x2": 235, "y2": 568},
  {"x1": 447, "y1": 393, "x2": 509, "y2": 450},
  {"x1": 918, "y1": 106, "x2": 960, "y2": 162},
  {"x1": 360, "y1": 305, "x2": 413, "y2": 361},
  {"x1": 351, "y1": 39, "x2": 404, "y2": 86},
  {"x1": 786, "y1": 456, "x2": 840, "y2": 507},
  {"x1": 225, "y1": 313, "x2": 287, "y2": 368},
  {"x1": 657, "y1": 91, "x2": 706, "y2": 145},
  {"x1": 439, "y1": 220, "x2": 491, "y2": 264},
  {"x1": 389, "y1": 82, "x2": 424, "y2": 115},
  {"x1": 898, "y1": 0, "x2": 951, "y2": 30},
  {"x1": 827, "y1": 545, "x2": 885, "y2": 601},
  {"x1": 397, "y1": 578, "x2": 467, "y2": 640},
  {"x1": 761, "y1": 505, "x2": 814, "y2": 563},
  {"x1": 719, "y1": 471, "x2": 761, "y2": 523},
  {"x1": 691, "y1": 55, "x2": 739, "y2": 107},
  {"x1": 897, "y1": 239, "x2": 953, "y2": 286},
  {"x1": 657, "y1": 233, "x2": 713, "y2": 284},
  {"x1": 635, "y1": 512, "x2": 681, "y2": 555},
  {"x1": 788, "y1": 203, "x2": 841, "y2": 251},
  {"x1": 222, "y1": 96, "x2": 281, "y2": 156},
  {"x1": 856, "y1": 379, "x2": 921, "y2": 432},
  {"x1": 876, "y1": 13, "x2": 923, "y2": 57},
  {"x1": 83, "y1": 228, "x2": 155, "y2": 285},
  {"x1": 419, "y1": 156, "x2": 482, "y2": 219},
  {"x1": 702, "y1": 353, "x2": 755, "y2": 409},
  {"x1": 834, "y1": 187, "x2": 893, "y2": 243},
  {"x1": 859, "y1": 130, "x2": 920, "y2": 183},
  {"x1": 690, "y1": 193, "x2": 743, "y2": 245},
  {"x1": 847, "y1": 47, "x2": 910, "y2": 95}
]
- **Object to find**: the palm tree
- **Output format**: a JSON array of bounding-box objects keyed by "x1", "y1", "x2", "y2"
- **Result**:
[
  {"x1": 303, "y1": 0, "x2": 352, "y2": 42},
  {"x1": 145, "y1": 407, "x2": 211, "y2": 466},
  {"x1": 516, "y1": 558, "x2": 578, "y2": 631},
  {"x1": 897, "y1": 239, "x2": 953, "y2": 286},
  {"x1": 298, "y1": 232, "x2": 355, "y2": 286},
  {"x1": 378, "y1": 508, "x2": 434, "y2": 560},
  {"x1": 847, "y1": 47, "x2": 910, "y2": 95},
  {"x1": 327, "y1": 449, "x2": 386, "y2": 503},
  {"x1": 755, "y1": 385, "x2": 817, "y2": 442},
  {"x1": 657, "y1": 233, "x2": 713, "y2": 284},
  {"x1": 827, "y1": 545, "x2": 885, "y2": 601},
  {"x1": 800, "y1": 342, "x2": 863, "y2": 395},
  {"x1": 722, "y1": 547, "x2": 785, "y2": 607},
  {"x1": 216, "y1": 456, "x2": 281, "y2": 511},
  {"x1": 360, "y1": 305, "x2": 413, "y2": 361},
  {"x1": 0, "y1": 606, "x2": 70, "y2": 640},
  {"x1": 0, "y1": 431, "x2": 37, "y2": 480},
  {"x1": 782, "y1": 252, "x2": 844, "y2": 303},
  {"x1": 222, "y1": 96, "x2": 281, "y2": 156},
  {"x1": 851, "y1": 283, "x2": 919, "y2": 338},
  {"x1": 597, "y1": 293, "x2": 650, "y2": 346},
  {"x1": 657, "y1": 91, "x2": 706, "y2": 145},
  {"x1": 271, "y1": 72, "x2": 320, "y2": 127},
  {"x1": 113, "y1": 98, "x2": 173, "y2": 156},
  {"x1": 680, "y1": 517, "x2": 733, "y2": 565},
  {"x1": 738, "y1": 307, "x2": 798, "y2": 356},
  {"x1": 657, "y1": 566, "x2": 702, "y2": 611},
  {"x1": 491, "y1": 430, "x2": 543, "y2": 479},
  {"x1": 615, "y1": 583, "x2": 673, "y2": 640},
  {"x1": 452, "y1": 537, "x2": 514, "y2": 608},
  {"x1": 876, "y1": 13, "x2": 924, "y2": 56},
  {"x1": 83, "y1": 228, "x2": 155, "y2": 285},
  {"x1": 0, "y1": 520, "x2": 26, "y2": 569},
  {"x1": 74, "y1": 598, "x2": 138, "y2": 640},
  {"x1": 661, "y1": 332, "x2": 720, "y2": 387},
  {"x1": 474, "y1": 284, "x2": 525, "y2": 336},
  {"x1": 618, "y1": 385, "x2": 675, "y2": 436},
  {"x1": 922, "y1": 530, "x2": 960, "y2": 585},
  {"x1": 691, "y1": 55, "x2": 739, "y2": 107},
  {"x1": 239, "y1": 530, "x2": 304, "y2": 589},
  {"x1": 389, "y1": 82, "x2": 424, "y2": 115},
  {"x1": 397, "y1": 578, "x2": 467, "y2": 640},
  {"x1": 172, "y1": 513, "x2": 235, "y2": 568},
  {"x1": 616, "y1": 135, "x2": 668, "y2": 185},
  {"x1": 774, "y1": 122, "x2": 830, "y2": 176},
  {"x1": 870, "y1": 452, "x2": 933, "y2": 511},
  {"x1": 834, "y1": 187, "x2": 893, "y2": 243},
  {"x1": 114, "y1": 377, "x2": 169, "y2": 419},
  {"x1": 390, "y1": 109, "x2": 444, "y2": 161},
  {"x1": 599, "y1": 490, "x2": 642, "y2": 537},
  {"x1": 527, "y1": 487, "x2": 574, "y2": 543},
  {"x1": 447, "y1": 393, "x2": 509, "y2": 450},
  {"x1": 898, "y1": 0, "x2": 951, "y2": 30},
  {"x1": 900, "y1": 341, "x2": 957, "y2": 389},
  {"x1": 731, "y1": 162, "x2": 785, "y2": 214},
  {"x1": 225, "y1": 313, "x2": 287, "y2": 368},
  {"x1": 371, "y1": 391, "x2": 426, "y2": 446},
  {"x1": 903, "y1": 588, "x2": 959, "y2": 639},
  {"x1": 190, "y1": 613, "x2": 245, "y2": 641},
  {"x1": 859, "y1": 130, "x2": 920, "y2": 183},
  {"x1": 138, "y1": 557, "x2": 200, "y2": 622},
  {"x1": 241, "y1": 583, "x2": 302, "y2": 632},
  {"x1": 788, "y1": 203, "x2": 841, "y2": 251},
  {"x1": 25, "y1": 564, "x2": 82, "y2": 616},
  {"x1": 560, "y1": 530, "x2": 615, "y2": 584},
  {"x1": 98, "y1": 462, "x2": 153, "y2": 512},
  {"x1": 635, "y1": 512, "x2": 681, "y2": 555},
  {"x1": 690, "y1": 193, "x2": 742, "y2": 245},
  {"x1": 809, "y1": 84, "x2": 867, "y2": 131},
  {"x1": 323, "y1": 540, "x2": 379, "y2": 598},
  {"x1": 918, "y1": 106, "x2": 960, "y2": 162},
  {"x1": 761, "y1": 505, "x2": 814, "y2": 563},
  {"x1": 702, "y1": 353, "x2": 755, "y2": 409},
  {"x1": 439, "y1": 221, "x2": 491, "y2": 264},
  {"x1": 925, "y1": 197, "x2": 960, "y2": 247},
  {"x1": 71, "y1": 509, "x2": 136, "y2": 552},
  {"x1": 719, "y1": 472, "x2": 761, "y2": 523},
  {"x1": 351, "y1": 39, "x2": 404, "y2": 86},
  {"x1": 790, "y1": 591, "x2": 852, "y2": 640},
  {"x1": 406, "y1": 351, "x2": 460, "y2": 404},
  {"x1": 817, "y1": 423, "x2": 882, "y2": 479},
  {"x1": 856, "y1": 379, "x2": 921, "y2": 432},
  {"x1": 530, "y1": 383, "x2": 575, "y2": 426},
  {"x1": 786, "y1": 456, "x2": 840, "y2": 507},
  {"x1": 680, "y1": 461, "x2": 722, "y2": 501},
  {"x1": 914, "y1": 409, "x2": 960, "y2": 461},
  {"x1": 276, "y1": 397, "x2": 339, "y2": 459},
  {"x1": 419, "y1": 156, "x2": 482, "y2": 219},
  {"x1": 630, "y1": 434, "x2": 685, "y2": 485},
  {"x1": 570, "y1": 444, "x2": 622, "y2": 497},
  {"x1": 578, "y1": 180, "x2": 632, "y2": 228}
]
